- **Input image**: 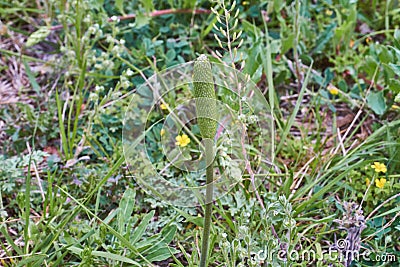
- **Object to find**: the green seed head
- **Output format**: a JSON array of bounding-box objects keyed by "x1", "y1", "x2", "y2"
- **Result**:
[{"x1": 193, "y1": 54, "x2": 217, "y2": 139}]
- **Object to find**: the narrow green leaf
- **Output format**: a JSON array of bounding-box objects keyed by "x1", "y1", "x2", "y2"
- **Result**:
[
  {"x1": 131, "y1": 210, "x2": 155, "y2": 244},
  {"x1": 159, "y1": 225, "x2": 177, "y2": 245},
  {"x1": 67, "y1": 246, "x2": 141, "y2": 266},
  {"x1": 371, "y1": 205, "x2": 400, "y2": 220},
  {"x1": 118, "y1": 188, "x2": 136, "y2": 234},
  {"x1": 173, "y1": 208, "x2": 204, "y2": 227},
  {"x1": 92, "y1": 251, "x2": 141, "y2": 266},
  {"x1": 16, "y1": 254, "x2": 47, "y2": 267},
  {"x1": 145, "y1": 247, "x2": 178, "y2": 262},
  {"x1": 276, "y1": 61, "x2": 313, "y2": 154},
  {"x1": 312, "y1": 23, "x2": 337, "y2": 54},
  {"x1": 0, "y1": 226, "x2": 23, "y2": 255},
  {"x1": 22, "y1": 60, "x2": 41, "y2": 95}
]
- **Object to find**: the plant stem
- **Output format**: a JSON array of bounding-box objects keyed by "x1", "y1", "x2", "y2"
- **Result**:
[{"x1": 200, "y1": 138, "x2": 214, "y2": 267}]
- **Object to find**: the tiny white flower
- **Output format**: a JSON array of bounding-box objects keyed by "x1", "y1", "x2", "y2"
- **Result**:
[
  {"x1": 238, "y1": 225, "x2": 248, "y2": 233},
  {"x1": 110, "y1": 16, "x2": 118, "y2": 22},
  {"x1": 95, "y1": 85, "x2": 104, "y2": 91},
  {"x1": 121, "y1": 81, "x2": 131, "y2": 89},
  {"x1": 220, "y1": 151, "x2": 227, "y2": 158},
  {"x1": 67, "y1": 50, "x2": 75, "y2": 57},
  {"x1": 222, "y1": 241, "x2": 230, "y2": 249},
  {"x1": 103, "y1": 60, "x2": 114, "y2": 69},
  {"x1": 126, "y1": 69, "x2": 134, "y2": 76},
  {"x1": 88, "y1": 26, "x2": 96, "y2": 35},
  {"x1": 112, "y1": 91, "x2": 122, "y2": 98},
  {"x1": 106, "y1": 35, "x2": 114, "y2": 43},
  {"x1": 395, "y1": 93, "x2": 400, "y2": 103},
  {"x1": 111, "y1": 45, "x2": 122, "y2": 55},
  {"x1": 238, "y1": 114, "x2": 246, "y2": 122},
  {"x1": 89, "y1": 92, "x2": 98, "y2": 101},
  {"x1": 249, "y1": 115, "x2": 259, "y2": 123},
  {"x1": 83, "y1": 15, "x2": 91, "y2": 24}
]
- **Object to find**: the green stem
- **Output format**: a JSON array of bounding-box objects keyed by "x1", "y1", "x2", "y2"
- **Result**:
[{"x1": 200, "y1": 139, "x2": 214, "y2": 267}]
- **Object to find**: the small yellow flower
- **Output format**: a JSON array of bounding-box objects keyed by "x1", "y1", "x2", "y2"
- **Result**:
[
  {"x1": 325, "y1": 9, "x2": 333, "y2": 16},
  {"x1": 175, "y1": 134, "x2": 190, "y2": 147},
  {"x1": 328, "y1": 84, "x2": 339, "y2": 95},
  {"x1": 391, "y1": 105, "x2": 400, "y2": 110},
  {"x1": 375, "y1": 178, "x2": 386, "y2": 189},
  {"x1": 365, "y1": 178, "x2": 370, "y2": 186},
  {"x1": 371, "y1": 162, "x2": 387, "y2": 173},
  {"x1": 160, "y1": 103, "x2": 169, "y2": 110},
  {"x1": 160, "y1": 128, "x2": 165, "y2": 137},
  {"x1": 366, "y1": 37, "x2": 372, "y2": 44},
  {"x1": 349, "y1": 39, "x2": 355, "y2": 48}
]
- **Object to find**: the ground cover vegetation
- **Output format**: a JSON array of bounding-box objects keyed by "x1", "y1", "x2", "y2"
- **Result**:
[{"x1": 0, "y1": 0, "x2": 399, "y2": 266}]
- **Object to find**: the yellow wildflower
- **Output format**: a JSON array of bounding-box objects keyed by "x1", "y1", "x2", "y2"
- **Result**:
[
  {"x1": 349, "y1": 39, "x2": 355, "y2": 48},
  {"x1": 365, "y1": 178, "x2": 370, "y2": 186},
  {"x1": 366, "y1": 37, "x2": 372, "y2": 44},
  {"x1": 375, "y1": 178, "x2": 386, "y2": 189},
  {"x1": 325, "y1": 9, "x2": 333, "y2": 16},
  {"x1": 160, "y1": 103, "x2": 169, "y2": 110},
  {"x1": 391, "y1": 105, "x2": 399, "y2": 110},
  {"x1": 371, "y1": 162, "x2": 387, "y2": 173},
  {"x1": 0, "y1": 24, "x2": 7, "y2": 36},
  {"x1": 175, "y1": 134, "x2": 190, "y2": 147},
  {"x1": 328, "y1": 84, "x2": 339, "y2": 95},
  {"x1": 160, "y1": 128, "x2": 165, "y2": 137}
]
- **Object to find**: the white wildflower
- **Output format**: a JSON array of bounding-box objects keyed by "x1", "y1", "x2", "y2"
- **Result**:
[{"x1": 126, "y1": 69, "x2": 134, "y2": 76}]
